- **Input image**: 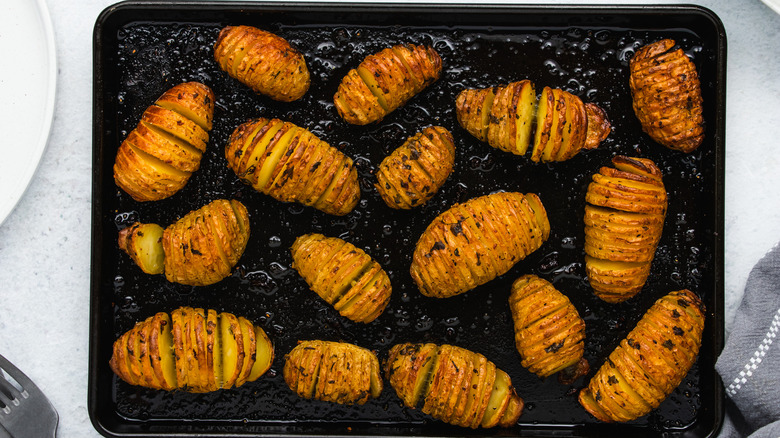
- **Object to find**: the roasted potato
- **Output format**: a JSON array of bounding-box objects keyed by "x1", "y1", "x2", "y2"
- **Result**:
[
  {"x1": 455, "y1": 80, "x2": 610, "y2": 162},
  {"x1": 629, "y1": 39, "x2": 704, "y2": 153},
  {"x1": 283, "y1": 340, "x2": 382, "y2": 405},
  {"x1": 113, "y1": 82, "x2": 214, "y2": 201},
  {"x1": 334, "y1": 44, "x2": 442, "y2": 125},
  {"x1": 509, "y1": 275, "x2": 589, "y2": 383},
  {"x1": 118, "y1": 199, "x2": 250, "y2": 286},
  {"x1": 214, "y1": 25, "x2": 310, "y2": 102},
  {"x1": 410, "y1": 192, "x2": 550, "y2": 298},
  {"x1": 109, "y1": 306, "x2": 274, "y2": 392},
  {"x1": 375, "y1": 126, "x2": 455, "y2": 209},
  {"x1": 386, "y1": 343, "x2": 524, "y2": 428},
  {"x1": 579, "y1": 289, "x2": 705, "y2": 422},
  {"x1": 290, "y1": 233, "x2": 392, "y2": 323},
  {"x1": 225, "y1": 118, "x2": 360, "y2": 216},
  {"x1": 584, "y1": 156, "x2": 667, "y2": 302}
]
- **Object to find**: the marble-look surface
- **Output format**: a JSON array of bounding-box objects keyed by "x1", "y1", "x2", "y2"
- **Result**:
[{"x1": 0, "y1": 0, "x2": 777, "y2": 436}]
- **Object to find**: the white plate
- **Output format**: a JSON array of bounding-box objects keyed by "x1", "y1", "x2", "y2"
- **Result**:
[
  {"x1": 761, "y1": 0, "x2": 780, "y2": 14},
  {"x1": 0, "y1": 0, "x2": 57, "y2": 227}
]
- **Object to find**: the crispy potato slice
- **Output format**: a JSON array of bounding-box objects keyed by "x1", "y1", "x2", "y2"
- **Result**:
[
  {"x1": 109, "y1": 331, "x2": 135, "y2": 385},
  {"x1": 148, "y1": 313, "x2": 177, "y2": 390},
  {"x1": 219, "y1": 312, "x2": 244, "y2": 390},
  {"x1": 117, "y1": 222, "x2": 165, "y2": 275},
  {"x1": 248, "y1": 325, "x2": 274, "y2": 382},
  {"x1": 235, "y1": 317, "x2": 257, "y2": 387},
  {"x1": 113, "y1": 141, "x2": 191, "y2": 202}
]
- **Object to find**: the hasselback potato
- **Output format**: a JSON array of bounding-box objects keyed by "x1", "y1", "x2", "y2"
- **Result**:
[
  {"x1": 579, "y1": 289, "x2": 705, "y2": 422},
  {"x1": 509, "y1": 275, "x2": 588, "y2": 383},
  {"x1": 410, "y1": 192, "x2": 550, "y2": 298},
  {"x1": 455, "y1": 80, "x2": 610, "y2": 162},
  {"x1": 225, "y1": 118, "x2": 360, "y2": 216},
  {"x1": 375, "y1": 126, "x2": 455, "y2": 209},
  {"x1": 629, "y1": 39, "x2": 704, "y2": 153},
  {"x1": 290, "y1": 233, "x2": 392, "y2": 323},
  {"x1": 334, "y1": 44, "x2": 442, "y2": 125},
  {"x1": 109, "y1": 306, "x2": 274, "y2": 392},
  {"x1": 584, "y1": 156, "x2": 667, "y2": 302},
  {"x1": 213, "y1": 25, "x2": 310, "y2": 102},
  {"x1": 113, "y1": 82, "x2": 214, "y2": 201},
  {"x1": 386, "y1": 343, "x2": 524, "y2": 428},
  {"x1": 283, "y1": 340, "x2": 383, "y2": 405},
  {"x1": 118, "y1": 199, "x2": 250, "y2": 286}
]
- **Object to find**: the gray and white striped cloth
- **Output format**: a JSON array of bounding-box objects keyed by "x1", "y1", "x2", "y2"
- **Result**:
[{"x1": 717, "y1": 242, "x2": 780, "y2": 437}]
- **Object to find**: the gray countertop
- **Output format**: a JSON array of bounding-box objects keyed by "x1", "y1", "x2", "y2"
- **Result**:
[{"x1": 0, "y1": 0, "x2": 778, "y2": 436}]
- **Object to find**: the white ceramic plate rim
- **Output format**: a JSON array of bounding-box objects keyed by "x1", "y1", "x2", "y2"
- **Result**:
[
  {"x1": 0, "y1": 0, "x2": 57, "y2": 227},
  {"x1": 761, "y1": 0, "x2": 780, "y2": 14}
]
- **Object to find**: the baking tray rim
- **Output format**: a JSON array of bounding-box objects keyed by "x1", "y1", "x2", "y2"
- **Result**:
[{"x1": 88, "y1": 1, "x2": 727, "y2": 437}]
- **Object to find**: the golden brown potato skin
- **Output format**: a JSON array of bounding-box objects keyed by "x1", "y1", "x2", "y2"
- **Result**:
[
  {"x1": 385, "y1": 343, "x2": 524, "y2": 428},
  {"x1": 225, "y1": 118, "x2": 360, "y2": 216},
  {"x1": 455, "y1": 81, "x2": 610, "y2": 162},
  {"x1": 629, "y1": 39, "x2": 704, "y2": 153},
  {"x1": 283, "y1": 340, "x2": 383, "y2": 405},
  {"x1": 214, "y1": 25, "x2": 310, "y2": 102},
  {"x1": 410, "y1": 192, "x2": 550, "y2": 298},
  {"x1": 578, "y1": 289, "x2": 705, "y2": 422},
  {"x1": 333, "y1": 44, "x2": 442, "y2": 125},
  {"x1": 584, "y1": 156, "x2": 667, "y2": 302},
  {"x1": 375, "y1": 126, "x2": 455, "y2": 209},
  {"x1": 290, "y1": 233, "x2": 392, "y2": 323},
  {"x1": 109, "y1": 306, "x2": 274, "y2": 393},
  {"x1": 509, "y1": 275, "x2": 588, "y2": 382},
  {"x1": 162, "y1": 199, "x2": 250, "y2": 286},
  {"x1": 113, "y1": 82, "x2": 214, "y2": 201}
]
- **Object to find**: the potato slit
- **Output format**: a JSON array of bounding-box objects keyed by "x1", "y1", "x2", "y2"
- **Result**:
[
  {"x1": 141, "y1": 121, "x2": 204, "y2": 158},
  {"x1": 257, "y1": 126, "x2": 297, "y2": 190},
  {"x1": 156, "y1": 101, "x2": 209, "y2": 131},
  {"x1": 356, "y1": 66, "x2": 390, "y2": 111},
  {"x1": 126, "y1": 144, "x2": 191, "y2": 178}
]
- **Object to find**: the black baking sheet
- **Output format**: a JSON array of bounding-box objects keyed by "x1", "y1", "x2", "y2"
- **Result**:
[{"x1": 89, "y1": 2, "x2": 726, "y2": 437}]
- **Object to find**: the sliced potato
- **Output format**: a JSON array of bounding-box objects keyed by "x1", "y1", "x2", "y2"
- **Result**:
[
  {"x1": 113, "y1": 82, "x2": 214, "y2": 201},
  {"x1": 283, "y1": 340, "x2": 381, "y2": 405},
  {"x1": 410, "y1": 192, "x2": 550, "y2": 298},
  {"x1": 214, "y1": 25, "x2": 310, "y2": 102},
  {"x1": 456, "y1": 81, "x2": 608, "y2": 162},
  {"x1": 290, "y1": 234, "x2": 392, "y2": 323},
  {"x1": 334, "y1": 44, "x2": 442, "y2": 125},
  {"x1": 629, "y1": 39, "x2": 704, "y2": 152},
  {"x1": 584, "y1": 156, "x2": 667, "y2": 302},
  {"x1": 111, "y1": 307, "x2": 274, "y2": 393},
  {"x1": 579, "y1": 290, "x2": 705, "y2": 422},
  {"x1": 226, "y1": 118, "x2": 360, "y2": 216},
  {"x1": 386, "y1": 343, "x2": 523, "y2": 429}
]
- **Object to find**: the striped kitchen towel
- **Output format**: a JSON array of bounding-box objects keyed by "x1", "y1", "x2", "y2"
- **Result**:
[{"x1": 716, "y1": 242, "x2": 780, "y2": 437}]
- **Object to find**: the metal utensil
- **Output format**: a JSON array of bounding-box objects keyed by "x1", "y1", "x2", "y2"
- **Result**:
[{"x1": 0, "y1": 353, "x2": 58, "y2": 438}]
